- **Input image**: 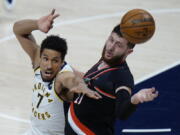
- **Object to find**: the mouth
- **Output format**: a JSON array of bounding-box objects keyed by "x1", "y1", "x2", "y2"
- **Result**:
[
  {"x1": 44, "y1": 71, "x2": 53, "y2": 77},
  {"x1": 105, "y1": 50, "x2": 113, "y2": 58}
]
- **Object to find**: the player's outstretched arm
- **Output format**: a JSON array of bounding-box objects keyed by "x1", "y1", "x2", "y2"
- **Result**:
[
  {"x1": 13, "y1": 9, "x2": 59, "y2": 68},
  {"x1": 55, "y1": 71, "x2": 102, "y2": 101},
  {"x1": 115, "y1": 87, "x2": 158, "y2": 120},
  {"x1": 73, "y1": 68, "x2": 85, "y2": 79}
]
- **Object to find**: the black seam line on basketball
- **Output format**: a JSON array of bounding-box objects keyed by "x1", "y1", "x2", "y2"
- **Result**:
[
  {"x1": 122, "y1": 32, "x2": 152, "y2": 39},
  {"x1": 122, "y1": 13, "x2": 143, "y2": 24},
  {"x1": 122, "y1": 13, "x2": 152, "y2": 24},
  {"x1": 121, "y1": 24, "x2": 155, "y2": 29}
]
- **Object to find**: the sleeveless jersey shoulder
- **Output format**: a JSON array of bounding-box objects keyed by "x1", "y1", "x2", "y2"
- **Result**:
[
  {"x1": 113, "y1": 64, "x2": 134, "y2": 90},
  {"x1": 34, "y1": 67, "x2": 40, "y2": 73},
  {"x1": 60, "y1": 62, "x2": 73, "y2": 73}
]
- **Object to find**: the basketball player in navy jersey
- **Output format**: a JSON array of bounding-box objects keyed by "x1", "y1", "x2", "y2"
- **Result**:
[
  {"x1": 13, "y1": 9, "x2": 101, "y2": 135},
  {"x1": 66, "y1": 25, "x2": 159, "y2": 134}
]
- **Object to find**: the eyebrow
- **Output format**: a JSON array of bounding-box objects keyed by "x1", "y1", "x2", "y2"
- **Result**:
[
  {"x1": 42, "y1": 54, "x2": 60, "y2": 59},
  {"x1": 115, "y1": 40, "x2": 122, "y2": 44},
  {"x1": 42, "y1": 54, "x2": 48, "y2": 57},
  {"x1": 52, "y1": 57, "x2": 60, "y2": 59}
]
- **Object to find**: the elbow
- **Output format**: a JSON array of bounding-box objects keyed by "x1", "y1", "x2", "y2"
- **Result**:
[
  {"x1": 115, "y1": 101, "x2": 137, "y2": 121},
  {"x1": 115, "y1": 111, "x2": 129, "y2": 121},
  {"x1": 13, "y1": 21, "x2": 26, "y2": 36},
  {"x1": 115, "y1": 109, "x2": 128, "y2": 120},
  {"x1": 13, "y1": 21, "x2": 20, "y2": 35}
]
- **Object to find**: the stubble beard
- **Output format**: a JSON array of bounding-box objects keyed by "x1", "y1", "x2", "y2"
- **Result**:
[
  {"x1": 103, "y1": 54, "x2": 124, "y2": 67},
  {"x1": 101, "y1": 46, "x2": 125, "y2": 67}
]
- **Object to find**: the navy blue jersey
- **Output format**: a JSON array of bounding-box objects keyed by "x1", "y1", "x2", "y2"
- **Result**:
[{"x1": 68, "y1": 61, "x2": 134, "y2": 135}]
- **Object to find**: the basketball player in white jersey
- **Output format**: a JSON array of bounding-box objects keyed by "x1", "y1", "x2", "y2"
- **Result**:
[{"x1": 13, "y1": 9, "x2": 101, "y2": 135}]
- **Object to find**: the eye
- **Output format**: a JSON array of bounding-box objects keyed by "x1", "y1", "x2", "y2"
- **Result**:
[
  {"x1": 108, "y1": 36, "x2": 113, "y2": 43},
  {"x1": 116, "y1": 42, "x2": 124, "y2": 48},
  {"x1": 43, "y1": 57, "x2": 48, "y2": 61},
  {"x1": 52, "y1": 59, "x2": 59, "y2": 63}
]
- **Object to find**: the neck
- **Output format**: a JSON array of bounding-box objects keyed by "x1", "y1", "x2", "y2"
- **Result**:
[
  {"x1": 102, "y1": 58, "x2": 126, "y2": 68},
  {"x1": 98, "y1": 61, "x2": 109, "y2": 70}
]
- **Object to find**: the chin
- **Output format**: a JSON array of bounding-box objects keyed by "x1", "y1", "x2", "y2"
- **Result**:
[
  {"x1": 42, "y1": 76, "x2": 54, "y2": 82},
  {"x1": 43, "y1": 78, "x2": 52, "y2": 82},
  {"x1": 103, "y1": 56, "x2": 112, "y2": 62}
]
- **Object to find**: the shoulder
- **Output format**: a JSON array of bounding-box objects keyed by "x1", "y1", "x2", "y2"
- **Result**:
[
  {"x1": 33, "y1": 66, "x2": 40, "y2": 73},
  {"x1": 114, "y1": 62, "x2": 133, "y2": 78},
  {"x1": 115, "y1": 68, "x2": 133, "y2": 78},
  {"x1": 111, "y1": 63, "x2": 133, "y2": 79},
  {"x1": 60, "y1": 62, "x2": 73, "y2": 73},
  {"x1": 112, "y1": 63, "x2": 134, "y2": 90},
  {"x1": 56, "y1": 63, "x2": 75, "y2": 83}
]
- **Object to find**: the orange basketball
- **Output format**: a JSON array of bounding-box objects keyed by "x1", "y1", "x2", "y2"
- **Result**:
[{"x1": 120, "y1": 9, "x2": 155, "y2": 44}]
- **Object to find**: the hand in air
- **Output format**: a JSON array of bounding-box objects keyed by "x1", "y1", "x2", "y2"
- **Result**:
[
  {"x1": 37, "y1": 9, "x2": 59, "y2": 33},
  {"x1": 131, "y1": 87, "x2": 158, "y2": 104}
]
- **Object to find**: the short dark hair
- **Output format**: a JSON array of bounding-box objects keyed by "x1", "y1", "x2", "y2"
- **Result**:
[
  {"x1": 40, "y1": 35, "x2": 67, "y2": 60},
  {"x1": 112, "y1": 24, "x2": 135, "y2": 49}
]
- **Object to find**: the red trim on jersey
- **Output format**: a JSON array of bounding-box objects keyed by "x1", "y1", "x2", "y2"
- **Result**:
[
  {"x1": 70, "y1": 103, "x2": 95, "y2": 135},
  {"x1": 84, "y1": 61, "x2": 101, "y2": 78},
  {"x1": 91, "y1": 68, "x2": 119, "y2": 80},
  {"x1": 85, "y1": 67, "x2": 119, "y2": 79},
  {"x1": 84, "y1": 70, "x2": 99, "y2": 78},
  {"x1": 94, "y1": 86, "x2": 116, "y2": 99}
]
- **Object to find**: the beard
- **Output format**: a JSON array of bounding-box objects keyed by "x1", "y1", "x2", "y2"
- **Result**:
[
  {"x1": 103, "y1": 54, "x2": 124, "y2": 67},
  {"x1": 101, "y1": 45, "x2": 125, "y2": 67}
]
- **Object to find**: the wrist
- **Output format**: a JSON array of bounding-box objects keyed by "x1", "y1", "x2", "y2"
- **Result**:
[
  {"x1": 131, "y1": 96, "x2": 139, "y2": 105},
  {"x1": 35, "y1": 19, "x2": 41, "y2": 30}
]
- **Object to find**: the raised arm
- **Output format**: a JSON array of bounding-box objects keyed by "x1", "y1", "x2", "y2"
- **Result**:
[
  {"x1": 13, "y1": 9, "x2": 59, "y2": 69},
  {"x1": 13, "y1": 19, "x2": 39, "y2": 68}
]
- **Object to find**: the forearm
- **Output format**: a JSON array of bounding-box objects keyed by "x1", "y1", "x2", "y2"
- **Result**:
[
  {"x1": 115, "y1": 90, "x2": 137, "y2": 120},
  {"x1": 61, "y1": 75, "x2": 87, "y2": 101},
  {"x1": 13, "y1": 19, "x2": 38, "y2": 35},
  {"x1": 73, "y1": 68, "x2": 85, "y2": 79},
  {"x1": 56, "y1": 71, "x2": 101, "y2": 101},
  {"x1": 61, "y1": 73, "x2": 79, "y2": 90},
  {"x1": 57, "y1": 72, "x2": 84, "y2": 95}
]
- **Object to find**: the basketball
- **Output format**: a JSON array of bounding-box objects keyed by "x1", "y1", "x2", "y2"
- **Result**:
[{"x1": 120, "y1": 9, "x2": 155, "y2": 44}]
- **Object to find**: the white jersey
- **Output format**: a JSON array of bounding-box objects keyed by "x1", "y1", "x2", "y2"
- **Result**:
[{"x1": 26, "y1": 63, "x2": 73, "y2": 135}]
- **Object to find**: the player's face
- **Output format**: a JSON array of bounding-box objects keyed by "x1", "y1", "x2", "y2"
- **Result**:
[
  {"x1": 103, "y1": 32, "x2": 131, "y2": 65},
  {"x1": 40, "y1": 49, "x2": 63, "y2": 82}
]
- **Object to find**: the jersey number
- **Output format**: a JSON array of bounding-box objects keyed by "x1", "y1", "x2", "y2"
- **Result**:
[
  {"x1": 37, "y1": 93, "x2": 44, "y2": 108},
  {"x1": 74, "y1": 94, "x2": 84, "y2": 104}
]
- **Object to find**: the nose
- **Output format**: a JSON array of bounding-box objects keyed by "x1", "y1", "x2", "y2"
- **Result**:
[
  {"x1": 109, "y1": 42, "x2": 116, "y2": 51},
  {"x1": 47, "y1": 61, "x2": 52, "y2": 69}
]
